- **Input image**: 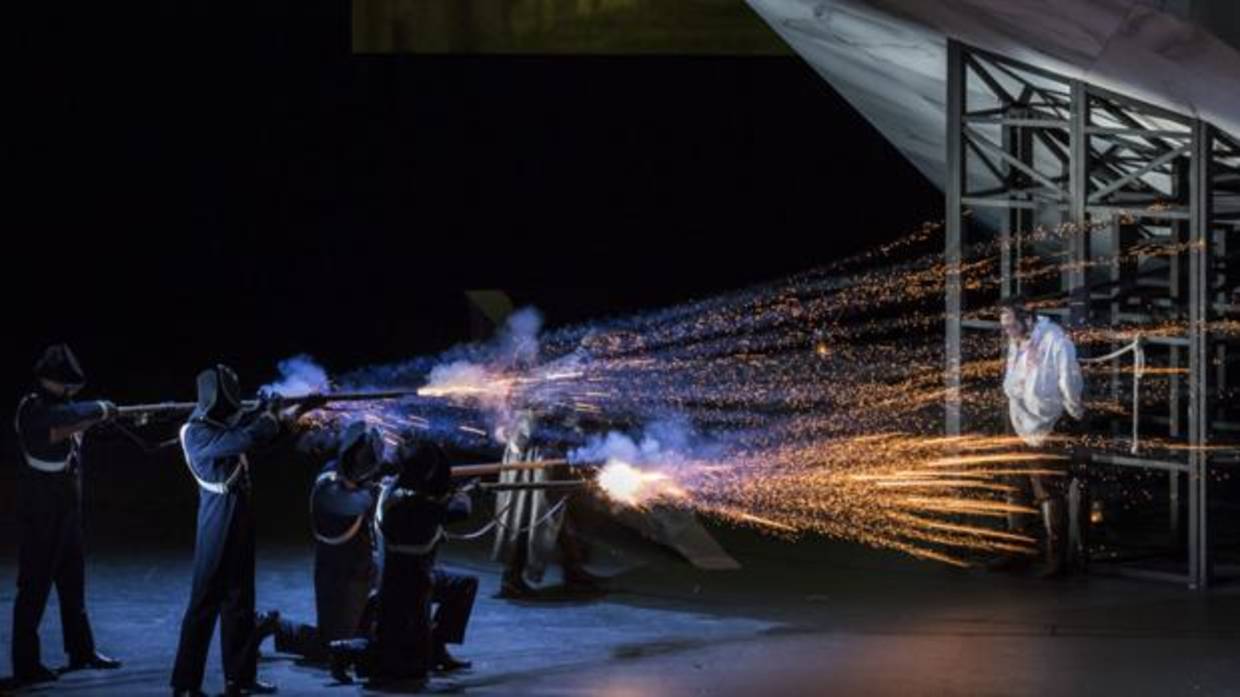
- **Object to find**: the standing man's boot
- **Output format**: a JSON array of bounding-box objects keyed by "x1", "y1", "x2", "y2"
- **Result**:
[
  {"x1": 1038, "y1": 497, "x2": 1068, "y2": 579},
  {"x1": 224, "y1": 679, "x2": 278, "y2": 696},
  {"x1": 1066, "y1": 477, "x2": 1089, "y2": 574},
  {"x1": 14, "y1": 664, "x2": 59, "y2": 686},
  {"x1": 67, "y1": 650, "x2": 122, "y2": 672},
  {"x1": 433, "y1": 643, "x2": 472, "y2": 672},
  {"x1": 987, "y1": 489, "x2": 1035, "y2": 572},
  {"x1": 328, "y1": 638, "x2": 370, "y2": 684}
]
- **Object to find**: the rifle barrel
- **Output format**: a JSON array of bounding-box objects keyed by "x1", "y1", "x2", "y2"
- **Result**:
[
  {"x1": 450, "y1": 459, "x2": 580, "y2": 478},
  {"x1": 479, "y1": 481, "x2": 589, "y2": 493},
  {"x1": 116, "y1": 402, "x2": 196, "y2": 415},
  {"x1": 115, "y1": 390, "x2": 422, "y2": 416},
  {"x1": 293, "y1": 390, "x2": 421, "y2": 403}
]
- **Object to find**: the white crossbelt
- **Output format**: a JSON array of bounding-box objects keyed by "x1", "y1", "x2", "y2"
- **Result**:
[
  {"x1": 178, "y1": 423, "x2": 248, "y2": 495},
  {"x1": 13, "y1": 395, "x2": 91, "y2": 473},
  {"x1": 311, "y1": 470, "x2": 367, "y2": 546},
  {"x1": 375, "y1": 480, "x2": 443, "y2": 556}
]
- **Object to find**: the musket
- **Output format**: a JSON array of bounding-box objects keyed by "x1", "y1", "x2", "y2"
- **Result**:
[
  {"x1": 449, "y1": 458, "x2": 574, "y2": 478},
  {"x1": 450, "y1": 459, "x2": 602, "y2": 495},
  {"x1": 115, "y1": 389, "x2": 423, "y2": 417},
  {"x1": 478, "y1": 481, "x2": 589, "y2": 493}
]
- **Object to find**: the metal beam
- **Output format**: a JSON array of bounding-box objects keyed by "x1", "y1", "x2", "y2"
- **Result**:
[
  {"x1": 945, "y1": 40, "x2": 965, "y2": 438},
  {"x1": 1088, "y1": 145, "x2": 1192, "y2": 203},
  {"x1": 1086, "y1": 127, "x2": 1193, "y2": 139},
  {"x1": 948, "y1": 41, "x2": 1235, "y2": 589},
  {"x1": 961, "y1": 196, "x2": 1040, "y2": 210},
  {"x1": 1068, "y1": 81, "x2": 1089, "y2": 327},
  {"x1": 966, "y1": 127, "x2": 1068, "y2": 199},
  {"x1": 963, "y1": 137, "x2": 1009, "y2": 185},
  {"x1": 962, "y1": 53, "x2": 1017, "y2": 105},
  {"x1": 966, "y1": 116, "x2": 1071, "y2": 128},
  {"x1": 1187, "y1": 120, "x2": 1213, "y2": 589}
]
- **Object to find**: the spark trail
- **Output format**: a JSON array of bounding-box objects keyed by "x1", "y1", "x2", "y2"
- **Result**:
[{"x1": 268, "y1": 221, "x2": 1237, "y2": 565}]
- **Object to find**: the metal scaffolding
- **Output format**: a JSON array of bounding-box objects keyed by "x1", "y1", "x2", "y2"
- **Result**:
[{"x1": 944, "y1": 40, "x2": 1240, "y2": 589}]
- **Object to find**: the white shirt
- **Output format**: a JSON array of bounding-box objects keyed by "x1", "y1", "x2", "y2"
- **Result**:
[{"x1": 1003, "y1": 316, "x2": 1085, "y2": 446}]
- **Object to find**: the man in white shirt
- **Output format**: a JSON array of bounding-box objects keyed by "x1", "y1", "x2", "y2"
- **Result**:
[{"x1": 999, "y1": 297, "x2": 1085, "y2": 577}]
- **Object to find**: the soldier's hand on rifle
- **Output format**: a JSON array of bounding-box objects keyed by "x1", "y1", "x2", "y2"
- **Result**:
[
  {"x1": 258, "y1": 391, "x2": 285, "y2": 418},
  {"x1": 456, "y1": 477, "x2": 482, "y2": 495},
  {"x1": 257, "y1": 387, "x2": 281, "y2": 402}
]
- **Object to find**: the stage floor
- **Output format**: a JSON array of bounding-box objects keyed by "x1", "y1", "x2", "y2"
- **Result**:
[{"x1": 2, "y1": 529, "x2": 1238, "y2": 696}]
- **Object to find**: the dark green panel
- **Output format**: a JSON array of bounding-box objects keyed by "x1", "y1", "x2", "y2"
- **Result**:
[{"x1": 353, "y1": 0, "x2": 789, "y2": 54}]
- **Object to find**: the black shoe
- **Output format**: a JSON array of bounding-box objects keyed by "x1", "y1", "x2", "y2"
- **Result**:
[
  {"x1": 329, "y1": 653, "x2": 353, "y2": 684},
  {"x1": 328, "y1": 637, "x2": 371, "y2": 660},
  {"x1": 433, "y1": 645, "x2": 472, "y2": 673},
  {"x1": 172, "y1": 690, "x2": 208, "y2": 697},
  {"x1": 224, "y1": 679, "x2": 278, "y2": 696},
  {"x1": 14, "y1": 664, "x2": 59, "y2": 685},
  {"x1": 328, "y1": 638, "x2": 371, "y2": 683},
  {"x1": 254, "y1": 610, "x2": 281, "y2": 642},
  {"x1": 1038, "y1": 498, "x2": 1068, "y2": 579},
  {"x1": 67, "y1": 650, "x2": 123, "y2": 671}
]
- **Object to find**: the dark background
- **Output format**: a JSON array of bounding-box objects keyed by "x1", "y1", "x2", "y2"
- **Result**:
[{"x1": 3, "y1": 1, "x2": 941, "y2": 539}]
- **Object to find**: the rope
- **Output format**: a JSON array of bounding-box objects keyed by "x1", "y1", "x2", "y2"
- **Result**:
[
  {"x1": 444, "y1": 520, "x2": 500, "y2": 541},
  {"x1": 109, "y1": 419, "x2": 180, "y2": 454},
  {"x1": 441, "y1": 500, "x2": 510, "y2": 541},
  {"x1": 1079, "y1": 336, "x2": 1145, "y2": 454},
  {"x1": 443, "y1": 496, "x2": 570, "y2": 541}
]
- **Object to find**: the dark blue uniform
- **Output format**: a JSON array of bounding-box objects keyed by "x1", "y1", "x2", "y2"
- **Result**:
[
  {"x1": 273, "y1": 461, "x2": 378, "y2": 662},
  {"x1": 11, "y1": 392, "x2": 108, "y2": 676},
  {"x1": 374, "y1": 480, "x2": 476, "y2": 679},
  {"x1": 170, "y1": 411, "x2": 280, "y2": 692}
]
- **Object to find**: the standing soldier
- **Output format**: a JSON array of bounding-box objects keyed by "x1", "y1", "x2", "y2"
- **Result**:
[
  {"x1": 10, "y1": 344, "x2": 122, "y2": 686},
  {"x1": 170, "y1": 365, "x2": 316, "y2": 697}
]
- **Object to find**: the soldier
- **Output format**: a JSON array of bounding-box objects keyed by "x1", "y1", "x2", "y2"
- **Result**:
[
  {"x1": 330, "y1": 443, "x2": 478, "y2": 687},
  {"x1": 271, "y1": 423, "x2": 384, "y2": 667},
  {"x1": 170, "y1": 365, "x2": 318, "y2": 697},
  {"x1": 10, "y1": 344, "x2": 122, "y2": 686}
]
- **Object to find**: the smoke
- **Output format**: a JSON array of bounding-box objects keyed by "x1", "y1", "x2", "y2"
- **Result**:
[
  {"x1": 568, "y1": 419, "x2": 720, "y2": 507},
  {"x1": 264, "y1": 354, "x2": 331, "y2": 397},
  {"x1": 280, "y1": 307, "x2": 554, "y2": 454},
  {"x1": 498, "y1": 306, "x2": 544, "y2": 368},
  {"x1": 328, "y1": 308, "x2": 545, "y2": 396},
  {"x1": 414, "y1": 306, "x2": 549, "y2": 429},
  {"x1": 419, "y1": 360, "x2": 508, "y2": 406},
  {"x1": 338, "y1": 355, "x2": 437, "y2": 392},
  {"x1": 418, "y1": 308, "x2": 542, "y2": 393},
  {"x1": 570, "y1": 418, "x2": 721, "y2": 467},
  {"x1": 427, "y1": 361, "x2": 491, "y2": 389}
]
